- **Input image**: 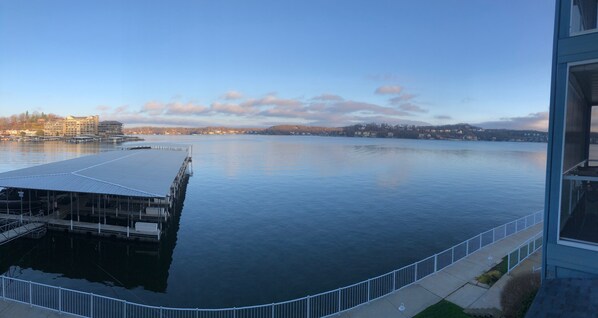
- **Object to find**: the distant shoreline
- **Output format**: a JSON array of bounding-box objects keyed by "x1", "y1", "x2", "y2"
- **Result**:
[{"x1": 123, "y1": 123, "x2": 549, "y2": 143}]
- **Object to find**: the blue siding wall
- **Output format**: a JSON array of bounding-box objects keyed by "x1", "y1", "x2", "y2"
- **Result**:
[{"x1": 545, "y1": 0, "x2": 598, "y2": 279}]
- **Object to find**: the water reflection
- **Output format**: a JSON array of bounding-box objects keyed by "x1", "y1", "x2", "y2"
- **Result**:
[
  {"x1": 0, "y1": 173, "x2": 189, "y2": 301},
  {"x1": 0, "y1": 137, "x2": 547, "y2": 308}
]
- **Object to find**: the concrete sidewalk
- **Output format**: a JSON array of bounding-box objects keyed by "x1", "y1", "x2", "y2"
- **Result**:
[
  {"x1": 338, "y1": 223, "x2": 542, "y2": 318},
  {"x1": 0, "y1": 300, "x2": 77, "y2": 318},
  {"x1": 465, "y1": 250, "x2": 541, "y2": 313}
]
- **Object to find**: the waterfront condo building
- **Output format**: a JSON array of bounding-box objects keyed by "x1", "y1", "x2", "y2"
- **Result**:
[
  {"x1": 43, "y1": 115, "x2": 99, "y2": 137},
  {"x1": 63, "y1": 115, "x2": 98, "y2": 137},
  {"x1": 43, "y1": 120, "x2": 64, "y2": 137},
  {"x1": 98, "y1": 120, "x2": 124, "y2": 137}
]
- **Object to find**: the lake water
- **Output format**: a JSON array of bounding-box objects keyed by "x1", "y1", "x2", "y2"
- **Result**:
[{"x1": 0, "y1": 135, "x2": 546, "y2": 308}]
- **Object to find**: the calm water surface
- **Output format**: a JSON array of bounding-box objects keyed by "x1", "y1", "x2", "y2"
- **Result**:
[{"x1": 0, "y1": 135, "x2": 546, "y2": 308}]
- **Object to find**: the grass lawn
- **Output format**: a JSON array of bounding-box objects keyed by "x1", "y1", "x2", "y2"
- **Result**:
[{"x1": 413, "y1": 300, "x2": 470, "y2": 318}]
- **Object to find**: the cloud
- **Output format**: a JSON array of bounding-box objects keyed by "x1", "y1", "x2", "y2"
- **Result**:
[
  {"x1": 95, "y1": 105, "x2": 111, "y2": 112},
  {"x1": 108, "y1": 113, "x2": 214, "y2": 127},
  {"x1": 240, "y1": 95, "x2": 303, "y2": 108},
  {"x1": 388, "y1": 94, "x2": 416, "y2": 104},
  {"x1": 434, "y1": 115, "x2": 452, "y2": 120},
  {"x1": 311, "y1": 94, "x2": 344, "y2": 101},
  {"x1": 476, "y1": 112, "x2": 549, "y2": 131},
  {"x1": 222, "y1": 90, "x2": 243, "y2": 100},
  {"x1": 375, "y1": 85, "x2": 403, "y2": 95},
  {"x1": 114, "y1": 105, "x2": 130, "y2": 114},
  {"x1": 165, "y1": 102, "x2": 209, "y2": 115},
  {"x1": 397, "y1": 103, "x2": 427, "y2": 113},
  {"x1": 140, "y1": 101, "x2": 166, "y2": 116},
  {"x1": 328, "y1": 101, "x2": 410, "y2": 116},
  {"x1": 211, "y1": 102, "x2": 256, "y2": 115},
  {"x1": 103, "y1": 90, "x2": 433, "y2": 127}
]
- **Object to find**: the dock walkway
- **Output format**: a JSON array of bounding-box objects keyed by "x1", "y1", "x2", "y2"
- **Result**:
[
  {"x1": 0, "y1": 213, "x2": 160, "y2": 241},
  {"x1": 0, "y1": 220, "x2": 45, "y2": 246},
  {"x1": 338, "y1": 223, "x2": 542, "y2": 318}
]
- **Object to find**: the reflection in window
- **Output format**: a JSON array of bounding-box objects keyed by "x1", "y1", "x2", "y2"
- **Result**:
[
  {"x1": 560, "y1": 62, "x2": 598, "y2": 245},
  {"x1": 571, "y1": 0, "x2": 598, "y2": 34}
]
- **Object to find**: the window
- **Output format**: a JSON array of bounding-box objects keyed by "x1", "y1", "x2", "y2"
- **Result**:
[
  {"x1": 560, "y1": 61, "x2": 598, "y2": 246},
  {"x1": 571, "y1": 0, "x2": 598, "y2": 35}
]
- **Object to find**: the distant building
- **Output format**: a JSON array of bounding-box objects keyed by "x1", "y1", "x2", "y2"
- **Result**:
[
  {"x1": 44, "y1": 120, "x2": 64, "y2": 136},
  {"x1": 98, "y1": 121, "x2": 123, "y2": 136},
  {"x1": 64, "y1": 115, "x2": 98, "y2": 137},
  {"x1": 43, "y1": 115, "x2": 99, "y2": 137}
]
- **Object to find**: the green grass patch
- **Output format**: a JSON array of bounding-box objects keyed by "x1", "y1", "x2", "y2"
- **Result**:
[
  {"x1": 476, "y1": 256, "x2": 508, "y2": 286},
  {"x1": 413, "y1": 300, "x2": 470, "y2": 318}
]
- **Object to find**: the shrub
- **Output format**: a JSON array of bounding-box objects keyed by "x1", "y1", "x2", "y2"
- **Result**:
[
  {"x1": 500, "y1": 272, "x2": 541, "y2": 318},
  {"x1": 477, "y1": 270, "x2": 503, "y2": 285}
]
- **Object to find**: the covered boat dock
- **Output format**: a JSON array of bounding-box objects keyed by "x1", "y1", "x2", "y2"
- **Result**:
[{"x1": 0, "y1": 145, "x2": 192, "y2": 242}]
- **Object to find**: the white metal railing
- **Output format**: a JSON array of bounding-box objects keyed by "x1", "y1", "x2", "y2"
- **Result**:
[
  {"x1": 0, "y1": 210, "x2": 543, "y2": 318},
  {"x1": 507, "y1": 231, "x2": 543, "y2": 273}
]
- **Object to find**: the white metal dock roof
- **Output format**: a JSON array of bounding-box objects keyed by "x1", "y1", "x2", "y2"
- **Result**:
[{"x1": 0, "y1": 149, "x2": 189, "y2": 198}]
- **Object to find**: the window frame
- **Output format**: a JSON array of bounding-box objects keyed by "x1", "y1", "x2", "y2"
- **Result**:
[{"x1": 557, "y1": 59, "x2": 598, "y2": 250}]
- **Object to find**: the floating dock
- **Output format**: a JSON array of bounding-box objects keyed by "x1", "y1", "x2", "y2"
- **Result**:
[{"x1": 0, "y1": 145, "x2": 192, "y2": 242}]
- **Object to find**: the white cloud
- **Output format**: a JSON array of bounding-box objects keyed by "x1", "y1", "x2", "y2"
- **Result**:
[
  {"x1": 222, "y1": 90, "x2": 244, "y2": 100},
  {"x1": 165, "y1": 102, "x2": 209, "y2": 115},
  {"x1": 397, "y1": 103, "x2": 427, "y2": 113},
  {"x1": 311, "y1": 94, "x2": 344, "y2": 101},
  {"x1": 477, "y1": 112, "x2": 549, "y2": 131},
  {"x1": 375, "y1": 85, "x2": 403, "y2": 95}
]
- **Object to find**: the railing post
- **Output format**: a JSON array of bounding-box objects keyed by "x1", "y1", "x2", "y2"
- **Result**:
[
  {"x1": 367, "y1": 280, "x2": 371, "y2": 302},
  {"x1": 160, "y1": 306, "x2": 163, "y2": 318},
  {"x1": 479, "y1": 235, "x2": 482, "y2": 250},
  {"x1": 392, "y1": 271, "x2": 396, "y2": 291},
  {"x1": 434, "y1": 255, "x2": 438, "y2": 273},
  {"x1": 90, "y1": 293, "x2": 94, "y2": 318},
  {"x1": 517, "y1": 247, "x2": 521, "y2": 270},
  {"x1": 271, "y1": 303, "x2": 274, "y2": 318},
  {"x1": 58, "y1": 287, "x2": 62, "y2": 313},
  {"x1": 29, "y1": 281, "x2": 32, "y2": 306},
  {"x1": 505, "y1": 223, "x2": 508, "y2": 238},
  {"x1": 124, "y1": 301, "x2": 127, "y2": 318},
  {"x1": 307, "y1": 295, "x2": 311, "y2": 318},
  {"x1": 338, "y1": 289, "x2": 341, "y2": 312},
  {"x1": 451, "y1": 247, "x2": 455, "y2": 263},
  {"x1": 1, "y1": 276, "x2": 4, "y2": 300},
  {"x1": 414, "y1": 263, "x2": 418, "y2": 281}
]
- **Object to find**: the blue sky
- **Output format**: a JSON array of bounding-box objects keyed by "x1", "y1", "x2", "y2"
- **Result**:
[{"x1": 0, "y1": 0, "x2": 555, "y2": 129}]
